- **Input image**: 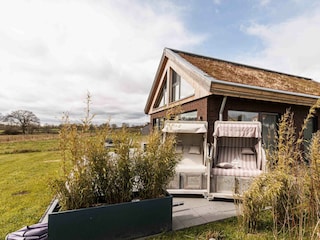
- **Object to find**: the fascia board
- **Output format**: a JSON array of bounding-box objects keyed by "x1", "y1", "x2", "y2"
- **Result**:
[
  {"x1": 208, "y1": 75, "x2": 320, "y2": 104},
  {"x1": 144, "y1": 51, "x2": 168, "y2": 114}
]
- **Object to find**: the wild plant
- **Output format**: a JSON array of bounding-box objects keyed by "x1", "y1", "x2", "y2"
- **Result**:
[
  {"x1": 133, "y1": 129, "x2": 179, "y2": 200},
  {"x1": 51, "y1": 94, "x2": 179, "y2": 210},
  {"x1": 51, "y1": 94, "x2": 106, "y2": 209},
  {"x1": 240, "y1": 99, "x2": 320, "y2": 239}
]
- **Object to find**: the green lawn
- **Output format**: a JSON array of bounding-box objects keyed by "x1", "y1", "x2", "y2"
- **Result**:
[
  {"x1": 0, "y1": 136, "x2": 60, "y2": 239},
  {"x1": 148, "y1": 217, "x2": 274, "y2": 240}
]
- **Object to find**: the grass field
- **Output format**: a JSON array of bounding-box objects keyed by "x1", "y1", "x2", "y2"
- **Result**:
[{"x1": 0, "y1": 135, "x2": 60, "y2": 239}]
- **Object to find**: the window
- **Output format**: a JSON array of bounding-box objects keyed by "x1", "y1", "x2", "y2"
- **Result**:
[
  {"x1": 157, "y1": 83, "x2": 167, "y2": 108},
  {"x1": 152, "y1": 118, "x2": 164, "y2": 130},
  {"x1": 228, "y1": 110, "x2": 278, "y2": 147},
  {"x1": 180, "y1": 111, "x2": 198, "y2": 121},
  {"x1": 170, "y1": 69, "x2": 194, "y2": 103},
  {"x1": 261, "y1": 113, "x2": 278, "y2": 148},
  {"x1": 228, "y1": 111, "x2": 258, "y2": 121},
  {"x1": 304, "y1": 117, "x2": 316, "y2": 150},
  {"x1": 154, "y1": 73, "x2": 167, "y2": 108},
  {"x1": 304, "y1": 118, "x2": 315, "y2": 141},
  {"x1": 180, "y1": 76, "x2": 194, "y2": 99},
  {"x1": 171, "y1": 70, "x2": 180, "y2": 102}
]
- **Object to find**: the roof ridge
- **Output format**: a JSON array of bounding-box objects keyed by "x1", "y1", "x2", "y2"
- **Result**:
[{"x1": 168, "y1": 48, "x2": 313, "y2": 81}]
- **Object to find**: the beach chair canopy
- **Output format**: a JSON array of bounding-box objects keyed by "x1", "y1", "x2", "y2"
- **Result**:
[
  {"x1": 213, "y1": 121, "x2": 261, "y2": 138},
  {"x1": 162, "y1": 121, "x2": 207, "y2": 134}
]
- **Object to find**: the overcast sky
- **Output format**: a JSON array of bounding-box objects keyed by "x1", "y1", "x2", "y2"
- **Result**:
[{"x1": 1, "y1": 0, "x2": 320, "y2": 126}]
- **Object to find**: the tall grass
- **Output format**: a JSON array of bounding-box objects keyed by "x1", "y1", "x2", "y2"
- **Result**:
[
  {"x1": 51, "y1": 95, "x2": 180, "y2": 210},
  {"x1": 240, "y1": 99, "x2": 320, "y2": 239}
]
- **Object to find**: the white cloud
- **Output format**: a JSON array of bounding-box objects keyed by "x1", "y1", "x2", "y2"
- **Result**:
[
  {"x1": 212, "y1": 0, "x2": 221, "y2": 5},
  {"x1": 240, "y1": 3, "x2": 320, "y2": 81},
  {"x1": 259, "y1": 0, "x2": 271, "y2": 6},
  {"x1": 0, "y1": 0, "x2": 205, "y2": 125}
]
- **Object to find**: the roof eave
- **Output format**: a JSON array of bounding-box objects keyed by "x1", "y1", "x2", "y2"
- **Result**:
[{"x1": 209, "y1": 76, "x2": 320, "y2": 106}]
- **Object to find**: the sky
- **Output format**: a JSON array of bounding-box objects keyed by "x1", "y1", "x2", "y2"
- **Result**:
[{"x1": 0, "y1": 0, "x2": 320, "y2": 126}]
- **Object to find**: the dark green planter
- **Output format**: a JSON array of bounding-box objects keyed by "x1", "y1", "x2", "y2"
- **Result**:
[{"x1": 48, "y1": 194, "x2": 172, "y2": 240}]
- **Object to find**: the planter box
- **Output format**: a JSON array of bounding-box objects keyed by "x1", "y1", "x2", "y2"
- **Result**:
[{"x1": 48, "y1": 194, "x2": 172, "y2": 240}]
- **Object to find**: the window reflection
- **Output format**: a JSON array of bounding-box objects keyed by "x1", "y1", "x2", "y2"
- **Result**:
[
  {"x1": 228, "y1": 111, "x2": 258, "y2": 121},
  {"x1": 228, "y1": 110, "x2": 278, "y2": 147},
  {"x1": 180, "y1": 111, "x2": 197, "y2": 121},
  {"x1": 170, "y1": 69, "x2": 194, "y2": 102}
]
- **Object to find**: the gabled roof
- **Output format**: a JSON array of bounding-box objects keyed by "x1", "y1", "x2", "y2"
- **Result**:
[
  {"x1": 175, "y1": 49, "x2": 320, "y2": 97},
  {"x1": 145, "y1": 48, "x2": 320, "y2": 114}
]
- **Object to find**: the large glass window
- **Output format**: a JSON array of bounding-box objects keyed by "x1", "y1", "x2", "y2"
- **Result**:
[
  {"x1": 171, "y1": 71, "x2": 180, "y2": 102},
  {"x1": 304, "y1": 118, "x2": 315, "y2": 141},
  {"x1": 158, "y1": 83, "x2": 167, "y2": 108},
  {"x1": 180, "y1": 77, "x2": 194, "y2": 99},
  {"x1": 228, "y1": 110, "x2": 278, "y2": 147},
  {"x1": 261, "y1": 113, "x2": 278, "y2": 148},
  {"x1": 170, "y1": 69, "x2": 194, "y2": 102},
  {"x1": 154, "y1": 73, "x2": 167, "y2": 108},
  {"x1": 304, "y1": 117, "x2": 316, "y2": 151}
]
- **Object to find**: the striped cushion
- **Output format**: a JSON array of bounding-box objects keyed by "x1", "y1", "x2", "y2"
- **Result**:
[
  {"x1": 218, "y1": 137, "x2": 257, "y2": 147},
  {"x1": 212, "y1": 138, "x2": 262, "y2": 177},
  {"x1": 211, "y1": 168, "x2": 262, "y2": 177},
  {"x1": 213, "y1": 136, "x2": 259, "y2": 177},
  {"x1": 216, "y1": 147, "x2": 257, "y2": 169}
]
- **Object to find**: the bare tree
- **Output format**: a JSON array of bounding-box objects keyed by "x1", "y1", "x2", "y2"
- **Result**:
[{"x1": 4, "y1": 110, "x2": 40, "y2": 134}]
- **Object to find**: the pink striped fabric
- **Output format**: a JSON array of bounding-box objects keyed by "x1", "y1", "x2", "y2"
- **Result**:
[
  {"x1": 213, "y1": 136, "x2": 260, "y2": 177},
  {"x1": 211, "y1": 168, "x2": 262, "y2": 177},
  {"x1": 217, "y1": 147, "x2": 257, "y2": 169},
  {"x1": 213, "y1": 122, "x2": 261, "y2": 138},
  {"x1": 218, "y1": 137, "x2": 257, "y2": 147}
]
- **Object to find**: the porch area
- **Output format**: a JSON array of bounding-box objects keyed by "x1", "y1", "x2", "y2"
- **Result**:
[{"x1": 172, "y1": 196, "x2": 237, "y2": 231}]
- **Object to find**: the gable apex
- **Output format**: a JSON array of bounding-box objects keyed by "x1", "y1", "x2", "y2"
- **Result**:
[{"x1": 144, "y1": 48, "x2": 212, "y2": 114}]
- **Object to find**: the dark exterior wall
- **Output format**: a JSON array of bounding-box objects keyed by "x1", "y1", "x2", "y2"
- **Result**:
[
  {"x1": 149, "y1": 94, "x2": 319, "y2": 143},
  {"x1": 207, "y1": 95, "x2": 319, "y2": 142},
  {"x1": 222, "y1": 96, "x2": 316, "y2": 124},
  {"x1": 181, "y1": 97, "x2": 208, "y2": 121},
  {"x1": 149, "y1": 97, "x2": 208, "y2": 125},
  {"x1": 207, "y1": 95, "x2": 224, "y2": 142}
]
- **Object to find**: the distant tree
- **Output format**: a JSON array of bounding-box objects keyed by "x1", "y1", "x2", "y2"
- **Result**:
[{"x1": 4, "y1": 110, "x2": 40, "y2": 134}]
